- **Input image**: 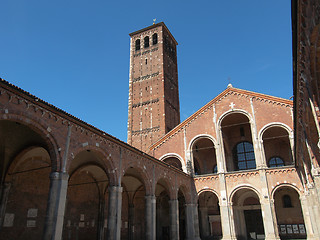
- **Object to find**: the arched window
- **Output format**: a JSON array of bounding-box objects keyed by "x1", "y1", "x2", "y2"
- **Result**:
[
  {"x1": 152, "y1": 33, "x2": 158, "y2": 45},
  {"x1": 283, "y1": 194, "x2": 293, "y2": 208},
  {"x1": 135, "y1": 39, "x2": 140, "y2": 51},
  {"x1": 233, "y1": 141, "x2": 256, "y2": 170},
  {"x1": 144, "y1": 36, "x2": 149, "y2": 48},
  {"x1": 268, "y1": 156, "x2": 285, "y2": 167}
]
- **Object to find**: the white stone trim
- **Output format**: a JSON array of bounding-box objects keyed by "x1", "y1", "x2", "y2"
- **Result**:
[{"x1": 159, "y1": 153, "x2": 187, "y2": 173}]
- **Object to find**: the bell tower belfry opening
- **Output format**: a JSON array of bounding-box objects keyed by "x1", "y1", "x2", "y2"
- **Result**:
[{"x1": 127, "y1": 22, "x2": 180, "y2": 152}]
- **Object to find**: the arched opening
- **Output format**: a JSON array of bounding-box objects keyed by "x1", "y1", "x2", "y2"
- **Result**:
[
  {"x1": 0, "y1": 120, "x2": 52, "y2": 240},
  {"x1": 198, "y1": 191, "x2": 222, "y2": 239},
  {"x1": 156, "y1": 178, "x2": 170, "y2": 240},
  {"x1": 191, "y1": 137, "x2": 217, "y2": 175},
  {"x1": 152, "y1": 33, "x2": 158, "y2": 45},
  {"x1": 221, "y1": 113, "x2": 256, "y2": 172},
  {"x1": 121, "y1": 167, "x2": 146, "y2": 240},
  {"x1": 144, "y1": 36, "x2": 149, "y2": 48},
  {"x1": 178, "y1": 189, "x2": 186, "y2": 240},
  {"x1": 135, "y1": 39, "x2": 140, "y2": 51},
  {"x1": 162, "y1": 156, "x2": 183, "y2": 171},
  {"x1": 273, "y1": 186, "x2": 306, "y2": 239},
  {"x1": 232, "y1": 188, "x2": 265, "y2": 239},
  {"x1": 64, "y1": 151, "x2": 109, "y2": 240},
  {"x1": 262, "y1": 126, "x2": 293, "y2": 167}
]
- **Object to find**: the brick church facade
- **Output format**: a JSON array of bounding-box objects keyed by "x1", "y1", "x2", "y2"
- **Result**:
[{"x1": 0, "y1": 1, "x2": 320, "y2": 240}]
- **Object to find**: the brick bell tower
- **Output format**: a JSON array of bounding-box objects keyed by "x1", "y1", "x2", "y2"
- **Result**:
[{"x1": 127, "y1": 22, "x2": 180, "y2": 152}]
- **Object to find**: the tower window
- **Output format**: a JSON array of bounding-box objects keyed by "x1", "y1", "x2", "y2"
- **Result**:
[
  {"x1": 144, "y1": 36, "x2": 149, "y2": 48},
  {"x1": 145, "y1": 59, "x2": 147, "y2": 64},
  {"x1": 233, "y1": 141, "x2": 256, "y2": 170},
  {"x1": 152, "y1": 33, "x2": 158, "y2": 45},
  {"x1": 135, "y1": 39, "x2": 140, "y2": 51},
  {"x1": 268, "y1": 157, "x2": 284, "y2": 168}
]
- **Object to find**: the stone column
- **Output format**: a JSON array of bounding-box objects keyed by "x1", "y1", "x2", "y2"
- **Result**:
[
  {"x1": 156, "y1": 203, "x2": 161, "y2": 239},
  {"x1": 128, "y1": 204, "x2": 134, "y2": 240},
  {"x1": 185, "y1": 203, "x2": 200, "y2": 240},
  {"x1": 192, "y1": 204, "x2": 201, "y2": 240},
  {"x1": 220, "y1": 202, "x2": 236, "y2": 240},
  {"x1": 199, "y1": 207, "x2": 210, "y2": 237},
  {"x1": 106, "y1": 186, "x2": 122, "y2": 240},
  {"x1": 97, "y1": 196, "x2": 106, "y2": 240},
  {"x1": 145, "y1": 195, "x2": 156, "y2": 240},
  {"x1": 42, "y1": 171, "x2": 69, "y2": 240},
  {"x1": 169, "y1": 199, "x2": 179, "y2": 240},
  {"x1": 0, "y1": 182, "x2": 11, "y2": 230},
  {"x1": 260, "y1": 198, "x2": 280, "y2": 240}
]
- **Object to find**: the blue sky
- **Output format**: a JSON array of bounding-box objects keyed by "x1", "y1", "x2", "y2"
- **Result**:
[{"x1": 0, "y1": 0, "x2": 292, "y2": 142}]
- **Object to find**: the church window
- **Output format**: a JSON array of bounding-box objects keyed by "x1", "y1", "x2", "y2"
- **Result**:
[
  {"x1": 135, "y1": 39, "x2": 140, "y2": 51},
  {"x1": 144, "y1": 36, "x2": 150, "y2": 48},
  {"x1": 283, "y1": 194, "x2": 293, "y2": 208},
  {"x1": 152, "y1": 33, "x2": 158, "y2": 45},
  {"x1": 268, "y1": 157, "x2": 284, "y2": 167},
  {"x1": 233, "y1": 141, "x2": 256, "y2": 170}
]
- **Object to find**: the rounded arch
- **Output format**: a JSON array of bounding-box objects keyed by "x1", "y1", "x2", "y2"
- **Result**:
[
  {"x1": 69, "y1": 145, "x2": 117, "y2": 186},
  {"x1": 271, "y1": 183, "x2": 302, "y2": 200},
  {"x1": 260, "y1": 123, "x2": 294, "y2": 167},
  {"x1": 188, "y1": 134, "x2": 218, "y2": 151},
  {"x1": 155, "y1": 176, "x2": 176, "y2": 200},
  {"x1": 218, "y1": 109, "x2": 253, "y2": 127},
  {"x1": 5, "y1": 146, "x2": 51, "y2": 182},
  {"x1": 272, "y1": 184, "x2": 306, "y2": 238},
  {"x1": 258, "y1": 122, "x2": 293, "y2": 141},
  {"x1": 177, "y1": 183, "x2": 192, "y2": 203},
  {"x1": 0, "y1": 115, "x2": 60, "y2": 171},
  {"x1": 121, "y1": 164, "x2": 152, "y2": 195},
  {"x1": 219, "y1": 110, "x2": 256, "y2": 172},
  {"x1": 229, "y1": 184, "x2": 261, "y2": 204},
  {"x1": 69, "y1": 162, "x2": 109, "y2": 181},
  {"x1": 197, "y1": 188, "x2": 220, "y2": 202},
  {"x1": 160, "y1": 153, "x2": 186, "y2": 172},
  {"x1": 189, "y1": 134, "x2": 218, "y2": 175}
]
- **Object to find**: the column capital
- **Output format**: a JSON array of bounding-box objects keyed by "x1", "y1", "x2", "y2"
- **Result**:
[
  {"x1": 145, "y1": 195, "x2": 156, "y2": 199},
  {"x1": 108, "y1": 185, "x2": 123, "y2": 193},
  {"x1": 49, "y1": 171, "x2": 69, "y2": 181},
  {"x1": 169, "y1": 198, "x2": 178, "y2": 203}
]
